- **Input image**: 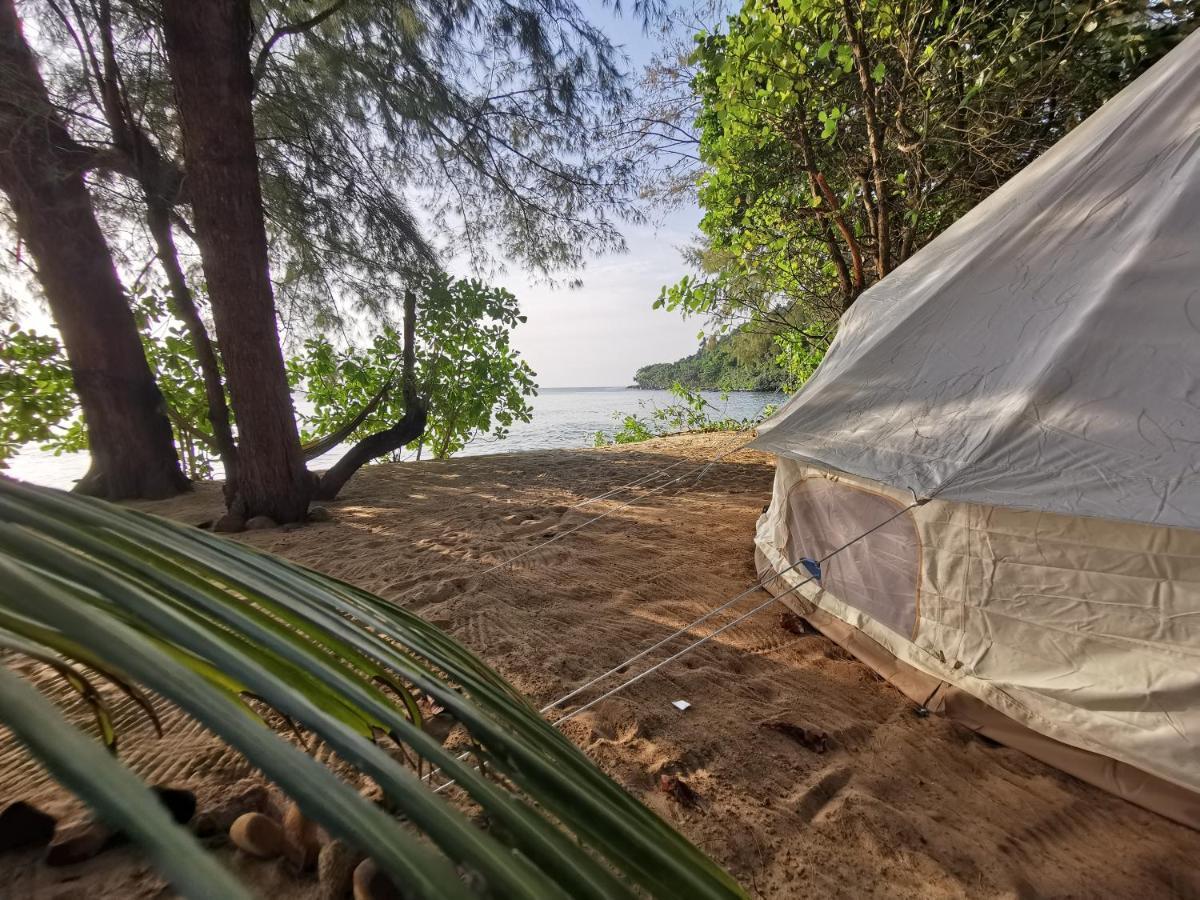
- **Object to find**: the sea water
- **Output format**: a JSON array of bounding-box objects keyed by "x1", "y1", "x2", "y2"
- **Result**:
[{"x1": 4, "y1": 387, "x2": 783, "y2": 491}]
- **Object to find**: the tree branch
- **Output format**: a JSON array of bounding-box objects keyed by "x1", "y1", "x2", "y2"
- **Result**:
[
  {"x1": 251, "y1": 0, "x2": 348, "y2": 89},
  {"x1": 299, "y1": 376, "x2": 393, "y2": 461},
  {"x1": 313, "y1": 288, "x2": 426, "y2": 500},
  {"x1": 841, "y1": 0, "x2": 891, "y2": 276},
  {"x1": 793, "y1": 124, "x2": 864, "y2": 304}
]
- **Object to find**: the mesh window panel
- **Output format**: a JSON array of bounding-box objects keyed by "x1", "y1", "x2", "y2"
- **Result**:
[{"x1": 784, "y1": 478, "x2": 920, "y2": 638}]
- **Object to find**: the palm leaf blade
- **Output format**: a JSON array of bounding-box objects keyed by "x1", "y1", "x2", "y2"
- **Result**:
[{"x1": 0, "y1": 478, "x2": 747, "y2": 899}]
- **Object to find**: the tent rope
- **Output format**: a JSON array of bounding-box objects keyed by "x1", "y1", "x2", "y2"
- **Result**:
[
  {"x1": 549, "y1": 500, "x2": 919, "y2": 726},
  {"x1": 467, "y1": 428, "x2": 760, "y2": 581},
  {"x1": 543, "y1": 550, "x2": 814, "y2": 712},
  {"x1": 427, "y1": 500, "x2": 918, "y2": 794},
  {"x1": 414, "y1": 427, "x2": 763, "y2": 787},
  {"x1": 568, "y1": 459, "x2": 685, "y2": 509},
  {"x1": 572, "y1": 400, "x2": 774, "y2": 510}
]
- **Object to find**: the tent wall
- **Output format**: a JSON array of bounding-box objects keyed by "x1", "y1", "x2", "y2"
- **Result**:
[{"x1": 755, "y1": 458, "x2": 1200, "y2": 822}]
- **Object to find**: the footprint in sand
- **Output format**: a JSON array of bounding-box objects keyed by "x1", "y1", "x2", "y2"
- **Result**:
[{"x1": 792, "y1": 767, "x2": 854, "y2": 825}]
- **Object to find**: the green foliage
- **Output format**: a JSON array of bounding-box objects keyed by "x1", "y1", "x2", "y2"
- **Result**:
[
  {"x1": 291, "y1": 275, "x2": 536, "y2": 461},
  {"x1": 595, "y1": 382, "x2": 766, "y2": 446},
  {"x1": 3, "y1": 275, "x2": 535, "y2": 475},
  {"x1": 0, "y1": 290, "x2": 225, "y2": 480},
  {"x1": 633, "y1": 329, "x2": 789, "y2": 391},
  {"x1": 24, "y1": 0, "x2": 655, "y2": 336},
  {"x1": 595, "y1": 414, "x2": 654, "y2": 447},
  {"x1": 132, "y1": 288, "x2": 226, "y2": 480},
  {"x1": 772, "y1": 327, "x2": 829, "y2": 393},
  {"x1": 0, "y1": 478, "x2": 746, "y2": 898},
  {"x1": 248, "y1": 0, "x2": 651, "y2": 327},
  {"x1": 0, "y1": 324, "x2": 83, "y2": 465}
]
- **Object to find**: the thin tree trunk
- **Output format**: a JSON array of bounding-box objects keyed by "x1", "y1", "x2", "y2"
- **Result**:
[
  {"x1": 314, "y1": 290, "x2": 426, "y2": 500},
  {"x1": 0, "y1": 0, "x2": 187, "y2": 499},
  {"x1": 145, "y1": 199, "x2": 239, "y2": 491},
  {"x1": 794, "y1": 125, "x2": 864, "y2": 308},
  {"x1": 162, "y1": 0, "x2": 310, "y2": 522},
  {"x1": 86, "y1": 0, "x2": 238, "y2": 490},
  {"x1": 842, "y1": 0, "x2": 891, "y2": 276}
]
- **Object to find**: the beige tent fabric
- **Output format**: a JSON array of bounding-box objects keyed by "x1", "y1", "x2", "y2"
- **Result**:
[
  {"x1": 747, "y1": 28, "x2": 1200, "y2": 828},
  {"x1": 755, "y1": 458, "x2": 1200, "y2": 810},
  {"x1": 754, "y1": 554, "x2": 1200, "y2": 829}
]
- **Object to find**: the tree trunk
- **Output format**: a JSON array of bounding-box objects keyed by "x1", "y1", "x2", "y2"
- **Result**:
[
  {"x1": 794, "y1": 124, "x2": 863, "y2": 310},
  {"x1": 841, "y1": 0, "x2": 891, "y2": 277},
  {"x1": 86, "y1": 0, "x2": 239, "y2": 492},
  {"x1": 145, "y1": 199, "x2": 240, "y2": 492},
  {"x1": 313, "y1": 290, "x2": 426, "y2": 500},
  {"x1": 161, "y1": 0, "x2": 310, "y2": 522},
  {"x1": 0, "y1": 0, "x2": 187, "y2": 499}
]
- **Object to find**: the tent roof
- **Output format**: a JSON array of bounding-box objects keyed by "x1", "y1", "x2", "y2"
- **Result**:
[{"x1": 752, "y1": 30, "x2": 1200, "y2": 529}]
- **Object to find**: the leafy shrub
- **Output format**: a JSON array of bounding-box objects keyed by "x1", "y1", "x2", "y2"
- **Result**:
[
  {"x1": 289, "y1": 274, "x2": 536, "y2": 461},
  {"x1": 595, "y1": 382, "x2": 769, "y2": 446}
]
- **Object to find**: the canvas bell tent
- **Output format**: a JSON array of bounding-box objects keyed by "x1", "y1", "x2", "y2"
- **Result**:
[{"x1": 751, "y1": 30, "x2": 1200, "y2": 827}]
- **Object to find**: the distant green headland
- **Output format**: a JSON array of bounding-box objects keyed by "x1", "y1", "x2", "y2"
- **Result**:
[{"x1": 632, "y1": 333, "x2": 789, "y2": 392}]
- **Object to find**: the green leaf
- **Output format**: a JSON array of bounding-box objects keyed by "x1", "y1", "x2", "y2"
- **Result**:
[{"x1": 0, "y1": 480, "x2": 746, "y2": 899}]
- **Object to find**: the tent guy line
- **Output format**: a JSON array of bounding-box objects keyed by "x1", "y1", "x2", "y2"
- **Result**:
[
  {"x1": 541, "y1": 524, "x2": 850, "y2": 713},
  {"x1": 414, "y1": 428, "x2": 761, "y2": 788},
  {"x1": 410, "y1": 400, "x2": 776, "y2": 595},
  {"x1": 467, "y1": 403, "x2": 775, "y2": 580},
  {"x1": 476, "y1": 426, "x2": 764, "y2": 579},
  {"x1": 428, "y1": 501, "x2": 920, "y2": 796},
  {"x1": 568, "y1": 457, "x2": 687, "y2": 508},
  {"x1": 548, "y1": 500, "x2": 922, "y2": 727},
  {"x1": 568, "y1": 401, "x2": 777, "y2": 511}
]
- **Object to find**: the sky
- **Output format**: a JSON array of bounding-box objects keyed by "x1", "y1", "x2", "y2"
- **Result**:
[
  {"x1": 480, "y1": 205, "x2": 705, "y2": 388},
  {"x1": 468, "y1": 5, "x2": 708, "y2": 388}
]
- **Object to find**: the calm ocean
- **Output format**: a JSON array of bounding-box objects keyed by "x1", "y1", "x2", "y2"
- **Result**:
[{"x1": 6, "y1": 387, "x2": 783, "y2": 491}]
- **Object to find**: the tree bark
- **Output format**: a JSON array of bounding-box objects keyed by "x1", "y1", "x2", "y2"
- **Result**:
[
  {"x1": 85, "y1": 0, "x2": 238, "y2": 490},
  {"x1": 841, "y1": 0, "x2": 892, "y2": 277},
  {"x1": 313, "y1": 290, "x2": 426, "y2": 500},
  {"x1": 145, "y1": 199, "x2": 240, "y2": 491},
  {"x1": 794, "y1": 124, "x2": 864, "y2": 310},
  {"x1": 0, "y1": 0, "x2": 188, "y2": 499},
  {"x1": 162, "y1": 0, "x2": 311, "y2": 522}
]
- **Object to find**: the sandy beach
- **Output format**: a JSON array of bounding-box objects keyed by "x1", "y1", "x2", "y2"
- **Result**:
[{"x1": 3, "y1": 433, "x2": 1198, "y2": 898}]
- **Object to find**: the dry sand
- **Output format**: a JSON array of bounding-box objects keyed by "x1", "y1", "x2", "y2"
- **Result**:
[{"x1": 3, "y1": 433, "x2": 1199, "y2": 898}]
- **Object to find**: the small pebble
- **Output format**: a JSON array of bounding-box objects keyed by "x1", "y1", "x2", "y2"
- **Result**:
[
  {"x1": 45, "y1": 821, "x2": 115, "y2": 866},
  {"x1": 318, "y1": 839, "x2": 363, "y2": 900},
  {"x1": 307, "y1": 506, "x2": 333, "y2": 522},
  {"x1": 212, "y1": 513, "x2": 245, "y2": 533},
  {"x1": 353, "y1": 858, "x2": 403, "y2": 900},
  {"x1": 283, "y1": 802, "x2": 322, "y2": 872},
  {"x1": 244, "y1": 515, "x2": 278, "y2": 531},
  {"x1": 0, "y1": 801, "x2": 56, "y2": 853},
  {"x1": 193, "y1": 782, "x2": 268, "y2": 838},
  {"x1": 229, "y1": 812, "x2": 285, "y2": 859}
]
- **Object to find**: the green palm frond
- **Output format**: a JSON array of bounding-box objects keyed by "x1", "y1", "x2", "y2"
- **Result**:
[{"x1": 0, "y1": 477, "x2": 746, "y2": 899}]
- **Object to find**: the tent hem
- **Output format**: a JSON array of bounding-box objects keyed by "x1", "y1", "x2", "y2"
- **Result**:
[{"x1": 755, "y1": 547, "x2": 1200, "y2": 831}]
